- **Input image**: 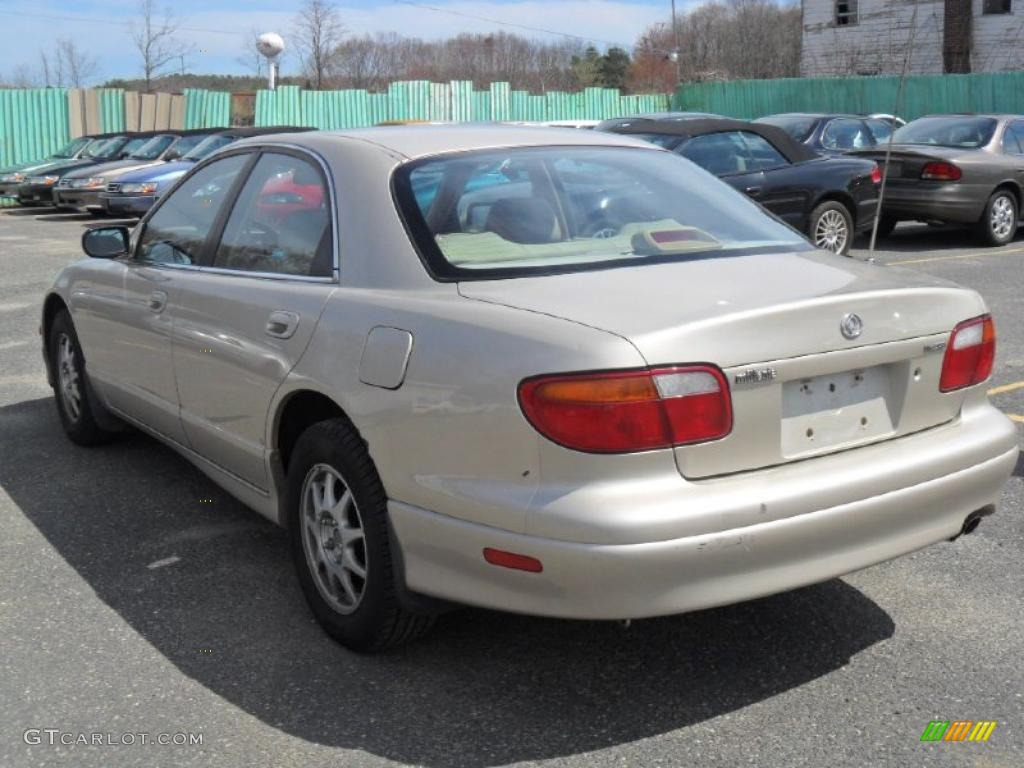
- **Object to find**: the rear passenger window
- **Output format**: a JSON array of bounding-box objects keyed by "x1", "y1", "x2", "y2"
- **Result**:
[
  {"x1": 1001, "y1": 122, "x2": 1024, "y2": 155},
  {"x1": 137, "y1": 153, "x2": 249, "y2": 265},
  {"x1": 678, "y1": 132, "x2": 751, "y2": 175},
  {"x1": 739, "y1": 133, "x2": 789, "y2": 170},
  {"x1": 821, "y1": 118, "x2": 874, "y2": 151},
  {"x1": 865, "y1": 118, "x2": 894, "y2": 143},
  {"x1": 212, "y1": 153, "x2": 332, "y2": 277}
]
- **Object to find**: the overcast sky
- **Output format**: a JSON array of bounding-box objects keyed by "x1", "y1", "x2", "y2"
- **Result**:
[{"x1": 1, "y1": 0, "x2": 707, "y2": 83}]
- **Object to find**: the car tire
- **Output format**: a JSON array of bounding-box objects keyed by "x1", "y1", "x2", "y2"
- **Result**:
[
  {"x1": 976, "y1": 190, "x2": 1018, "y2": 247},
  {"x1": 48, "y1": 309, "x2": 119, "y2": 445},
  {"x1": 809, "y1": 200, "x2": 853, "y2": 255},
  {"x1": 287, "y1": 418, "x2": 435, "y2": 652},
  {"x1": 875, "y1": 216, "x2": 898, "y2": 239}
]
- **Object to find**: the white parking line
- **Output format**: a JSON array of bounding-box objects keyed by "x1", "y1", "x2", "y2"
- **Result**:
[
  {"x1": 0, "y1": 302, "x2": 32, "y2": 313},
  {"x1": 890, "y1": 246, "x2": 1024, "y2": 266}
]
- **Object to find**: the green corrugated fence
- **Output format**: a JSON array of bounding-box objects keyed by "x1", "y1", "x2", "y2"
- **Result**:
[
  {"x1": 183, "y1": 88, "x2": 231, "y2": 129},
  {"x1": 253, "y1": 81, "x2": 671, "y2": 128},
  {"x1": 0, "y1": 88, "x2": 70, "y2": 168},
  {"x1": 675, "y1": 72, "x2": 1024, "y2": 120}
]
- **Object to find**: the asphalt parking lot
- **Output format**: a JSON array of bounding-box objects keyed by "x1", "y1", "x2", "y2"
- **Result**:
[{"x1": 1, "y1": 208, "x2": 1022, "y2": 768}]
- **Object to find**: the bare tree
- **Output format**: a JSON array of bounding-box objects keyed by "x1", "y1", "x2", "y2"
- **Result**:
[
  {"x1": 292, "y1": 0, "x2": 346, "y2": 89},
  {"x1": 130, "y1": 0, "x2": 189, "y2": 92},
  {"x1": 55, "y1": 39, "x2": 99, "y2": 87},
  {"x1": 236, "y1": 29, "x2": 267, "y2": 78},
  {"x1": 7, "y1": 63, "x2": 39, "y2": 88}
]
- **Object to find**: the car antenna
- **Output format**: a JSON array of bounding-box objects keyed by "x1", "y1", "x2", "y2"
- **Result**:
[{"x1": 869, "y1": 0, "x2": 921, "y2": 253}]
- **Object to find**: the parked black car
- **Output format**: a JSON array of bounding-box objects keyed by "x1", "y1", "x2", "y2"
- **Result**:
[
  {"x1": 599, "y1": 117, "x2": 881, "y2": 255},
  {"x1": 755, "y1": 113, "x2": 897, "y2": 156},
  {"x1": 850, "y1": 114, "x2": 1024, "y2": 246},
  {"x1": 14, "y1": 132, "x2": 165, "y2": 205},
  {"x1": 0, "y1": 132, "x2": 124, "y2": 198}
]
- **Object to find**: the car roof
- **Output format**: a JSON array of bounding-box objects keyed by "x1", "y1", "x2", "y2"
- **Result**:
[
  {"x1": 914, "y1": 113, "x2": 1018, "y2": 120},
  {"x1": 212, "y1": 125, "x2": 316, "y2": 138},
  {"x1": 757, "y1": 113, "x2": 862, "y2": 120},
  {"x1": 601, "y1": 117, "x2": 820, "y2": 164},
  {"x1": 232, "y1": 124, "x2": 656, "y2": 160}
]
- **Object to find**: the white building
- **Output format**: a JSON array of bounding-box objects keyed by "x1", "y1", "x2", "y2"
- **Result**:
[{"x1": 801, "y1": 0, "x2": 1024, "y2": 77}]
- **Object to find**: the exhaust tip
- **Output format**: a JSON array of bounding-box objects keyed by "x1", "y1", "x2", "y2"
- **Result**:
[{"x1": 950, "y1": 505, "x2": 995, "y2": 541}]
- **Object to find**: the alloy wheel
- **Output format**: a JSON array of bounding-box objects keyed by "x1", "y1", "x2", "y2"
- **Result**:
[
  {"x1": 300, "y1": 463, "x2": 368, "y2": 615},
  {"x1": 57, "y1": 333, "x2": 82, "y2": 422},
  {"x1": 814, "y1": 209, "x2": 849, "y2": 253},
  {"x1": 990, "y1": 195, "x2": 1015, "y2": 240}
]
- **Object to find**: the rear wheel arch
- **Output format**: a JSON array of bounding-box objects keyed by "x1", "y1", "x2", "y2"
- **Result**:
[
  {"x1": 991, "y1": 181, "x2": 1022, "y2": 210},
  {"x1": 273, "y1": 388, "x2": 353, "y2": 474},
  {"x1": 811, "y1": 191, "x2": 857, "y2": 225}
]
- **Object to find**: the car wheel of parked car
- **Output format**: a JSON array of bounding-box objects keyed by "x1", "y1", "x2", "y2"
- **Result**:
[
  {"x1": 875, "y1": 216, "x2": 898, "y2": 239},
  {"x1": 809, "y1": 201, "x2": 853, "y2": 255},
  {"x1": 48, "y1": 310, "x2": 118, "y2": 445},
  {"x1": 287, "y1": 418, "x2": 435, "y2": 652},
  {"x1": 977, "y1": 190, "x2": 1018, "y2": 247}
]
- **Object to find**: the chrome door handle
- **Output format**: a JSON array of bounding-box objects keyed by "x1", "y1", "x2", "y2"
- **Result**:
[
  {"x1": 265, "y1": 311, "x2": 299, "y2": 339},
  {"x1": 148, "y1": 290, "x2": 168, "y2": 312},
  {"x1": 744, "y1": 186, "x2": 763, "y2": 196}
]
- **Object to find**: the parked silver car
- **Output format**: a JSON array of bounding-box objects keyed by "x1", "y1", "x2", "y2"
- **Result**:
[{"x1": 42, "y1": 127, "x2": 1019, "y2": 651}]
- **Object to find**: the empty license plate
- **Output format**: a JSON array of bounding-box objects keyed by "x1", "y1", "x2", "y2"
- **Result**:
[{"x1": 780, "y1": 367, "x2": 894, "y2": 457}]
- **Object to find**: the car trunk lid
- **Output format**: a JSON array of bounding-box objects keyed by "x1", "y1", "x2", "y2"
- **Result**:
[
  {"x1": 459, "y1": 250, "x2": 986, "y2": 478},
  {"x1": 850, "y1": 144, "x2": 967, "y2": 183}
]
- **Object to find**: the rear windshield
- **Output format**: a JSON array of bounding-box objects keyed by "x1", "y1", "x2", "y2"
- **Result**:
[
  {"x1": 893, "y1": 116, "x2": 998, "y2": 148},
  {"x1": 53, "y1": 137, "x2": 91, "y2": 158},
  {"x1": 184, "y1": 135, "x2": 235, "y2": 160},
  {"x1": 395, "y1": 146, "x2": 810, "y2": 280},
  {"x1": 130, "y1": 135, "x2": 176, "y2": 159},
  {"x1": 629, "y1": 132, "x2": 682, "y2": 149},
  {"x1": 756, "y1": 116, "x2": 816, "y2": 143}
]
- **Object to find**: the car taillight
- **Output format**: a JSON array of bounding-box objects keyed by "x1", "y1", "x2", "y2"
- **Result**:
[
  {"x1": 518, "y1": 365, "x2": 732, "y2": 453},
  {"x1": 921, "y1": 161, "x2": 962, "y2": 181},
  {"x1": 940, "y1": 315, "x2": 995, "y2": 392},
  {"x1": 870, "y1": 163, "x2": 882, "y2": 184}
]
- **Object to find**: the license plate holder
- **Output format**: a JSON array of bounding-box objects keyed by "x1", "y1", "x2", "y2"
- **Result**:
[{"x1": 781, "y1": 366, "x2": 894, "y2": 457}]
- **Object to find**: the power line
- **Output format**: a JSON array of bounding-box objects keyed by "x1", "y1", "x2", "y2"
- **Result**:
[{"x1": 393, "y1": 0, "x2": 645, "y2": 51}]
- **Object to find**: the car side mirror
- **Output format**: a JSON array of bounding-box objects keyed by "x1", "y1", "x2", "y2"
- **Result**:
[
  {"x1": 164, "y1": 149, "x2": 181, "y2": 161},
  {"x1": 82, "y1": 226, "x2": 130, "y2": 259}
]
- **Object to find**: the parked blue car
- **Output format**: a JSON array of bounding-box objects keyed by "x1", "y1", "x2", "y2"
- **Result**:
[{"x1": 100, "y1": 125, "x2": 315, "y2": 216}]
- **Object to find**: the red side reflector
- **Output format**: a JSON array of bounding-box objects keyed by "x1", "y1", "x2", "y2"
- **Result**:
[
  {"x1": 940, "y1": 315, "x2": 995, "y2": 392},
  {"x1": 483, "y1": 548, "x2": 543, "y2": 573},
  {"x1": 921, "y1": 161, "x2": 962, "y2": 181},
  {"x1": 870, "y1": 164, "x2": 882, "y2": 184}
]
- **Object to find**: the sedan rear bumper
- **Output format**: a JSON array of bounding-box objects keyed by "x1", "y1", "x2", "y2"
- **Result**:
[
  {"x1": 880, "y1": 182, "x2": 989, "y2": 224},
  {"x1": 389, "y1": 405, "x2": 1018, "y2": 620}
]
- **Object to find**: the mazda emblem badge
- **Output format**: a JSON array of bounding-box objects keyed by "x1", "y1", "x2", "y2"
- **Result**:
[{"x1": 840, "y1": 312, "x2": 863, "y2": 340}]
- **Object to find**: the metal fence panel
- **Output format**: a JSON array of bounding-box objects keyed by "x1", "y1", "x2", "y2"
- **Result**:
[
  {"x1": 675, "y1": 72, "x2": 1024, "y2": 120},
  {"x1": 249, "y1": 81, "x2": 669, "y2": 127}
]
